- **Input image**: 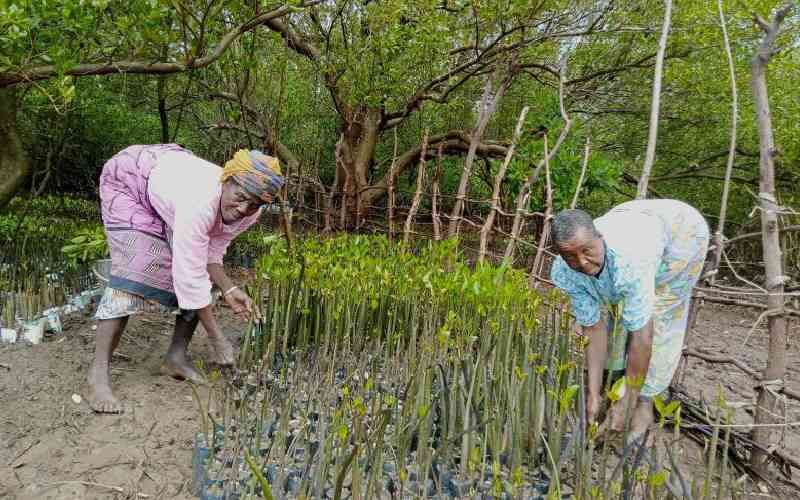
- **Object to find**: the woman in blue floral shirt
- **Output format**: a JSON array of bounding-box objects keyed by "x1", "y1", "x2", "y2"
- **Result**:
[{"x1": 550, "y1": 199, "x2": 709, "y2": 441}]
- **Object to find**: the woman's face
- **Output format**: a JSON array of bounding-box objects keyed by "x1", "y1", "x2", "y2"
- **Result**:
[
  {"x1": 556, "y1": 227, "x2": 606, "y2": 277},
  {"x1": 220, "y1": 180, "x2": 265, "y2": 224}
]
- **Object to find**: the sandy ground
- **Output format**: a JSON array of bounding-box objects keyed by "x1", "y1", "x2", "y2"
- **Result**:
[{"x1": 0, "y1": 300, "x2": 798, "y2": 499}]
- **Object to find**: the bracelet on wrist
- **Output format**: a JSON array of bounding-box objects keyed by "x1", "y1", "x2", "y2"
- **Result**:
[{"x1": 223, "y1": 285, "x2": 239, "y2": 297}]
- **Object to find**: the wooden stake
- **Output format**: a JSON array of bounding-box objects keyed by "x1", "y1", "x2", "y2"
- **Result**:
[
  {"x1": 479, "y1": 106, "x2": 529, "y2": 264},
  {"x1": 388, "y1": 129, "x2": 398, "y2": 242},
  {"x1": 636, "y1": 0, "x2": 673, "y2": 199},
  {"x1": 504, "y1": 61, "x2": 572, "y2": 263},
  {"x1": 570, "y1": 137, "x2": 591, "y2": 209},
  {"x1": 403, "y1": 131, "x2": 429, "y2": 246},
  {"x1": 710, "y1": 0, "x2": 739, "y2": 284},
  {"x1": 530, "y1": 134, "x2": 552, "y2": 287},
  {"x1": 449, "y1": 69, "x2": 513, "y2": 238},
  {"x1": 432, "y1": 145, "x2": 443, "y2": 242}
]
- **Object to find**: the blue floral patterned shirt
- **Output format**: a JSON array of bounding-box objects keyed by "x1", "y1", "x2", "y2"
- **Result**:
[{"x1": 551, "y1": 201, "x2": 672, "y2": 332}]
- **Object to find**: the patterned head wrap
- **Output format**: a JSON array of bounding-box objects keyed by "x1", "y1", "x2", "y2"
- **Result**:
[{"x1": 221, "y1": 150, "x2": 285, "y2": 202}]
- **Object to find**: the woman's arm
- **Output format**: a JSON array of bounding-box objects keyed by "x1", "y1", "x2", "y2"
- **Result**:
[
  {"x1": 624, "y1": 318, "x2": 654, "y2": 394},
  {"x1": 583, "y1": 319, "x2": 608, "y2": 423},
  {"x1": 208, "y1": 263, "x2": 234, "y2": 294}
]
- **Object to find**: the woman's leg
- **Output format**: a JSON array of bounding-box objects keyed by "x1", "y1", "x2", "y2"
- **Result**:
[
  {"x1": 88, "y1": 316, "x2": 129, "y2": 413},
  {"x1": 161, "y1": 311, "x2": 204, "y2": 383}
]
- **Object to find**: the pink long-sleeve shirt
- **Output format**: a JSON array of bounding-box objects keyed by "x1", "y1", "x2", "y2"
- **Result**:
[{"x1": 147, "y1": 150, "x2": 260, "y2": 309}]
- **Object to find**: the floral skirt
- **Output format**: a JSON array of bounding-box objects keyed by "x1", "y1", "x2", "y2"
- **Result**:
[
  {"x1": 604, "y1": 207, "x2": 709, "y2": 398},
  {"x1": 96, "y1": 144, "x2": 190, "y2": 312}
]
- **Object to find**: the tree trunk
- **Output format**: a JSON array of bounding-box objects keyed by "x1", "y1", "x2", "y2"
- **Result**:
[
  {"x1": 710, "y1": 0, "x2": 739, "y2": 283},
  {"x1": 157, "y1": 75, "x2": 170, "y2": 143},
  {"x1": 479, "y1": 106, "x2": 529, "y2": 264},
  {"x1": 334, "y1": 107, "x2": 381, "y2": 228},
  {"x1": 0, "y1": 87, "x2": 31, "y2": 210},
  {"x1": 636, "y1": 0, "x2": 672, "y2": 199},
  {"x1": 749, "y1": 2, "x2": 793, "y2": 473}
]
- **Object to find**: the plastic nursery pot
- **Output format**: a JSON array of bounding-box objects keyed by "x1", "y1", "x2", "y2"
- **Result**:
[
  {"x1": 200, "y1": 479, "x2": 224, "y2": 500},
  {"x1": 21, "y1": 318, "x2": 47, "y2": 345},
  {"x1": 201, "y1": 479, "x2": 241, "y2": 500},
  {"x1": 0, "y1": 328, "x2": 17, "y2": 344},
  {"x1": 192, "y1": 433, "x2": 211, "y2": 495},
  {"x1": 70, "y1": 294, "x2": 89, "y2": 311},
  {"x1": 43, "y1": 308, "x2": 62, "y2": 334}
]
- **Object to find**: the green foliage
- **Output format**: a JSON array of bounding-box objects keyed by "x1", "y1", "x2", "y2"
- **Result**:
[
  {"x1": 61, "y1": 226, "x2": 108, "y2": 264},
  {"x1": 257, "y1": 235, "x2": 543, "y2": 317}
]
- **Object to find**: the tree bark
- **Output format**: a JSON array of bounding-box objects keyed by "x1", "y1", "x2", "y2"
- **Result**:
[
  {"x1": 636, "y1": 0, "x2": 673, "y2": 199},
  {"x1": 0, "y1": 88, "x2": 31, "y2": 209},
  {"x1": 710, "y1": 0, "x2": 739, "y2": 284},
  {"x1": 749, "y1": 2, "x2": 793, "y2": 473},
  {"x1": 479, "y1": 106, "x2": 529, "y2": 264}
]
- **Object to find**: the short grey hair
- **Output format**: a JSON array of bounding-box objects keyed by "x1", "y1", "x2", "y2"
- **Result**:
[{"x1": 551, "y1": 209, "x2": 600, "y2": 245}]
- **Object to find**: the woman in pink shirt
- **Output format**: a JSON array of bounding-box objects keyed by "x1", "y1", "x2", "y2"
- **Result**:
[{"x1": 89, "y1": 145, "x2": 284, "y2": 413}]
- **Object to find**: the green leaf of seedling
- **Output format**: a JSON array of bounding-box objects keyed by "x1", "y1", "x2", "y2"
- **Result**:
[
  {"x1": 648, "y1": 470, "x2": 667, "y2": 488},
  {"x1": 245, "y1": 449, "x2": 274, "y2": 500},
  {"x1": 607, "y1": 376, "x2": 626, "y2": 403},
  {"x1": 560, "y1": 384, "x2": 579, "y2": 412},
  {"x1": 665, "y1": 401, "x2": 680, "y2": 417},
  {"x1": 653, "y1": 395, "x2": 666, "y2": 415}
]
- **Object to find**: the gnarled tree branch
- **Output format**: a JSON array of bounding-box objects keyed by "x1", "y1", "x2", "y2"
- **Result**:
[{"x1": 0, "y1": 2, "x2": 322, "y2": 88}]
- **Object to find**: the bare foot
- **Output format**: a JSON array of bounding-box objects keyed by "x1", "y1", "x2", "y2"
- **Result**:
[
  {"x1": 608, "y1": 397, "x2": 631, "y2": 432},
  {"x1": 625, "y1": 399, "x2": 654, "y2": 446},
  {"x1": 87, "y1": 364, "x2": 123, "y2": 414},
  {"x1": 160, "y1": 355, "x2": 205, "y2": 384},
  {"x1": 207, "y1": 334, "x2": 235, "y2": 366}
]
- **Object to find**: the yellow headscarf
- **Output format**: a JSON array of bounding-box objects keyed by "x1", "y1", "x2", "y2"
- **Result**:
[{"x1": 221, "y1": 150, "x2": 284, "y2": 202}]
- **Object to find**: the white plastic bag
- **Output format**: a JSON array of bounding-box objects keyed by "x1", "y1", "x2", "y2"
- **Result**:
[
  {"x1": 21, "y1": 318, "x2": 46, "y2": 345},
  {"x1": 1, "y1": 328, "x2": 17, "y2": 344}
]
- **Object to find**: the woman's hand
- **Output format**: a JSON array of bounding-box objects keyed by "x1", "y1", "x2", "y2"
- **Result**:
[{"x1": 224, "y1": 287, "x2": 261, "y2": 321}]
